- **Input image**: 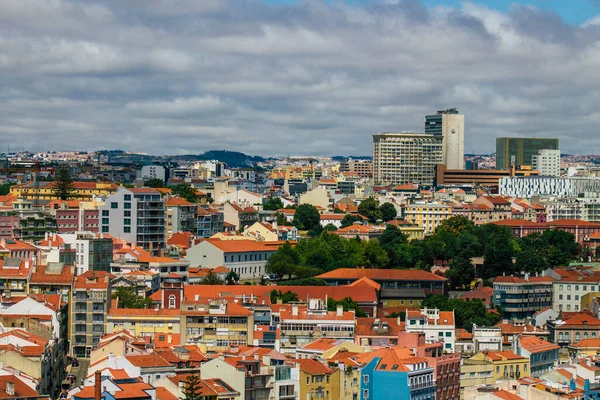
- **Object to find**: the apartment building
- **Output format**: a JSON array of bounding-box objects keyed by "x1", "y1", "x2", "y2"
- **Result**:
[
  {"x1": 100, "y1": 187, "x2": 165, "y2": 255},
  {"x1": 549, "y1": 269, "x2": 600, "y2": 312},
  {"x1": 339, "y1": 159, "x2": 373, "y2": 178},
  {"x1": 181, "y1": 299, "x2": 254, "y2": 353},
  {"x1": 358, "y1": 347, "x2": 437, "y2": 400},
  {"x1": 165, "y1": 197, "x2": 197, "y2": 236},
  {"x1": 197, "y1": 206, "x2": 224, "y2": 238},
  {"x1": 493, "y1": 275, "x2": 554, "y2": 322},
  {"x1": 547, "y1": 313, "x2": 600, "y2": 346},
  {"x1": 403, "y1": 202, "x2": 452, "y2": 235},
  {"x1": 496, "y1": 137, "x2": 559, "y2": 170},
  {"x1": 372, "y1": 132, "x2": 443, "y2": 186},
  {"x1": 10, "y1": 181, "x2": 118, "y2": 202},
  {"x1": 55, "y1": 208, "x2": 100, "y2": 233},
  {"x1": 70, "y1": 271, "x2": 112, "y2": 358},
  {"x1": 277, "y1": 300, "x2": 355, "y2": 355},
  {"x1": 472, "y1": 195, "x2": 512, "y2": 221},
  {"x1": 513, "y1": 336, "x2": 559, "y2": 377},
  {"x1": 293, "y1": 358, "x2": 340, "y2": 400},
  {"x1": 60, "y1": 232, "x2": 113, "y2": 275},
  {"x1": 107, "y1": 308, "x2": 181, "y2": 347},
  {"x1": 499, "y1": 176, "x2": 600, "y2": 198},
  {"x1": 405, "y1": 308, "x2": 456, "y2": 352}
]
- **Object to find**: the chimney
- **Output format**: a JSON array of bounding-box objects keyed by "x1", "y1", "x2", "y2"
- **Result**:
[
  {"x1": 292, "y1": 306, "x2": 298, "y2": 316},
  {"x1": 95, "y1": 370, "x2": 102, "y2": 400},
  {"x1": 5, "y1": 382, "x2": 14, "y2": 396},
  {"x1": 337, "y1": 305, "x2": 344, "y2": 317},
  {"x1": 45, "y1": 232, "x2": 49, "y2": 241},
  {"x1": 24, "y1": 260, "x2": 29, "y2": 269}
]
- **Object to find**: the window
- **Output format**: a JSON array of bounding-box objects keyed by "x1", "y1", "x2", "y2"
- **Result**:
[
  {"x1": 124, "y1": 194, "x2": 131, "y2": 201},
  {"x1": 169, "y1": 295, "x2": 176, "y2": 309},
  {"x1": 111, "y1": 202, "x2": 118, "y2": 209},
  {"x1": 124, "y1": 219, "x2": 131, "y2": 225},
  {"x1": 102, "y1": 226, "x2": 109, "y2": 233},
  {"x1": 363, "y1": 375, "x2": 369, "y2": 384},
  {"x1": 102, "y1": 210, "x2": 109, "y2": 216},
  {"x1": 363, "y1": 390, "x2": 369, "y2": 400},
  {"x1": 124, "y1": 203, "x2": 131, "y2": 209},
  {"x1": 124, "y1": 211, "x2": 131, "y2": 217},
  {"x1": 445, "y1": 332, "x2": 451, "y2": 337},
  {"x1": 124, "y1": 227, "x2": 131, "y2": 233},
  {"x1": 102, "y1": 218, "x2": 109, "y2": 225}
]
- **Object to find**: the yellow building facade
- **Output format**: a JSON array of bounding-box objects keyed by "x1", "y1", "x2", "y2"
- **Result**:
[{"x1": 106, "y1": 308, "x2": 181, "y2": 347}]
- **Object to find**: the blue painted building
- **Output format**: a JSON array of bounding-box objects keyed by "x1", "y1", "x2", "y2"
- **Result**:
[{"x1": 359, "y1": 348, "x2": 436, "y2": 400}]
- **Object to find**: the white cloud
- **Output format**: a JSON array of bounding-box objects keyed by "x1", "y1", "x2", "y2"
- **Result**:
[{"x1": 0, "y1": 0, "x2": 599, "y2": 155}]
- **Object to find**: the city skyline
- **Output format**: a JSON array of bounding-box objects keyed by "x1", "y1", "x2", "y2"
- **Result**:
[{"x1": 2, "y1": 0, "x2": 600, "y2": 157}]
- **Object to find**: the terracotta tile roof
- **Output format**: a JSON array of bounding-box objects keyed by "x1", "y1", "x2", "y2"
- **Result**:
[
  {"x1": 456, "y1": 329, "x2": 473, "y2": 340},
  {"x1": 562, "y1": 313, "x2": 600, "y2": 326},
  {"x1": 571, "y1": 338, "x2": 600, "y2": 348},
  {"x1": 38, "y1": 234, "x2": 65, "y2": 247},
  {"x1": 0, "y1": 239, "x2": 38, "y2": 251},
  {"x1": 517, "y1": 336, "x2": 559, "y2": 353},
  {"x1": 353, "y1": 347, "x2": 415, "y2": 371},
  {"x1": 493, "y1": 389, "x2": 524, "y2": 400},
  {"x1": 155, "y1": 387, "x2": 178, "y2": 400},
  {"x1": 182, "y1": 301, "x2": 252, "y2": 317},
  {"x1": 126, "y1": 353, "x2": 171, "y2": 368},
  {"x1": 292, "y1": 358, "x2": 334, "y2": 375},
  {"x1": 336, "y1": 224, "x2": 380, "y2": 234},
  {"x1": 486, "y1": 351, "x2": 527, "y2": 361},
  {"x1": 73, "y1": 270, "x2": 112, "y2": 290},
  {"x1": 0, "y1": 258, "x2": 32, "y2": 278},
  {"x1": 29, "y1": 264, "x2": 74, "y2": 285},
  {"x1": 494, "y1": 276, "x2": 554, "y2": 284},
  {"x1": 355, "y1": 318, "x2": 402, "y2": 336},
  {"x1": 316, "y1": 268, "x2": 446, "y2": 282},
  {"x1": 165, "y1": 197, "x2": 194, "y2": 206},
  {"x1": 167, "y1": 232, "x2": 195, "y2": 249},
  {"x1": 347, "y1": 276, "x2": 381, "y2": 291},
  {"x1": 279, "y1": 306, "x2": 354, "y2": 321},
  {"x1": 0, "y1": 376, "x2": 40, "y2": 398}
]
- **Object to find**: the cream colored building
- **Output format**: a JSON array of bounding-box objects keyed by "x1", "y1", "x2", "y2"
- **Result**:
[
  {"x1": 425, "y1": 109, "x2": 465, "y2": 170},
  {"x1": 299, "y1": 187, "x2": 330, "y2": 210},
  {"x1": 404, "y1": 202, "x2": 452, "y2": 235},
  {"x1": 372, "y1": 132, "x2": 443, "y2": 186}
]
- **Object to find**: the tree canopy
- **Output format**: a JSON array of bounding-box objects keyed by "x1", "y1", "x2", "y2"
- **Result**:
[
  {"x1": 180, "y1": 374, "x2": 203, "y2": 400},
  {"x1": 292, "y1": 204, "x2": 321, "y2": 231},
  {"x1": 144, "y1": 178, "x2": 165, "y2": 188},
  {"x1": 263, "y1": 197, "x2": 284, "y2": 211},
  {"x1": 358, "y1": 197, "x2": 382, "y2": 223},
  {"x1": 112, "y1": 287, "x2": 152, "y2": 309},
  {"x1": 53, "y1": 166, "x2": 75, "y2": 200},
  {"x1": 198, "y1": 271, "x2": 225, "y2": 285},
  {"x1": 423, "y1": 295, "x2": 500, "y2": 331},
  {"x1": 170, "y1": 183, "x2": 199, "y2": 203}
]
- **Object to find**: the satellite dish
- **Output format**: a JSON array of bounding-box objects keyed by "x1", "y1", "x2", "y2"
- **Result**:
[{"x1": 451, "y1": 129, "x2": 456, "y2": 134}]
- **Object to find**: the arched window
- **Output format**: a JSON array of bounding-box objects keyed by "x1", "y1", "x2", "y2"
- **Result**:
[{"x1": 169, "y1": 295, "x2": 176, "y2": 309}]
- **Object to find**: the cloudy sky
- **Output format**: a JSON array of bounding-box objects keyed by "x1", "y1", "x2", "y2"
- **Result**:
[{"x1": 2, "y1": 0, "x2": 600, "y2": 157}]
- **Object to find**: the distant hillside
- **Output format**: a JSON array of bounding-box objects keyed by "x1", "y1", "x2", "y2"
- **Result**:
[
  {"x1": 332, "y1": 155, "x2": 372, "y2": 161},
  {"x1": 171, "y1": 150, "x2": 266, "y2": 168}
]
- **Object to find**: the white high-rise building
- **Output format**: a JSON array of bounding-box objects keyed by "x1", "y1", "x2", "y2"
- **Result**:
[
  {"x1": 532, "y1": 149, "x2": 561, "y2": 176},
  {"x1": 372, "y1": 132, "x2": 443, "y2": 186},
  {"x1": 425, "y1": 108, "x2": 465, "y2": 170}
]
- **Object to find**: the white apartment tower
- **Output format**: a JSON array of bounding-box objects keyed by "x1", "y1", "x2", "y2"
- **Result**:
[
  {"x1": 532, "y1": 149, "x2": 561, "y2": 177},
  {"x1": 372, "y1": 132, "x2": 443, "y2": 186},
  {"x1": 425, "y1": 108, "x2": 465, "y2": 170}
]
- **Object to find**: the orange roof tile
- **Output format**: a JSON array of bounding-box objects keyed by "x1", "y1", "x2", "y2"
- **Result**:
[
  {"x1": 293, "y1": 358, "x2": 334, "y2": 374},
  {"x1": 518, "y1": 336, "x2": 559, "y2": 353},
  {"x1": 126, "y1": 353, "x2": 171, "y2": 368},
  {"x1": 316, "y1": 268, "x2": 446, "y2": 282},
  {"x1": 165, "y1": 197, "x2": 194, "y2": 207},
  {"x1": 199, "y1": 238, "x2": 283, "y2": 253}
]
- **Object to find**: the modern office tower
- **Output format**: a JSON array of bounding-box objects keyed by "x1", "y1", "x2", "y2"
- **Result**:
[
  {"x1": 373, "y1": 132, "x2": 443, "y2": 186},
  {"x1": 425, "y1": 108, "x2": 465, "y2": 169},
  {"x1": 99, "y1": 187, "x2": 165, "y2": 255},
  {"x1": 532, "y1": 149, "x2": 561, "y2": 176},
  {"x1": 496, "y1": 137, "x2": 559, "y2": 170}
]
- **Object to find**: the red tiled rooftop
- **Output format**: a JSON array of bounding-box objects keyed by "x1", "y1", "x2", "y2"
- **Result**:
[{"x1": 316, "y1": 268, "x2": 446, "y2": 282}]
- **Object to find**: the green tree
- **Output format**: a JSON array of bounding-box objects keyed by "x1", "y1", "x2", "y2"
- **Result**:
[
  {"x1": 292, "y1": 204, "x2": 321, "y2": 231},
  {"x1": 327, "y1": 297, "x2": 367, "y2": 317},
  {"x1": 180, "y1": 374, "x2": 203, "y2": 400},
  {"x1": 379, "y1": 203, "x2": 397, "y2": 222},
  {"x1": 358, "y1": 197, "x2": 382, "y2": 223},
  {"x1": 323, "y1": 223, "x2": 338, "y2": 232},
  {"x1": 144, "y1": 178, "x2": 165, "y2": 188},
  {"x1": 445, "y1": 256, "x2": 475, "y2": 290},
  {"x1": 263, "y1": 197, "x2": 284, "y2": 211},
  {"x1": 423, "y1": 295, "x2": 500, "y2": 331},
  {"x1": 270, "y1": 290, "x2": 299, "y2": 303},
  {"x1": 225, "y1": 270, "x2": 240, "y2": 285},
  {"x1": 266, "y1": 241, "x2": 300, "y2": 279},
  {"x1": 198, "y1": 271, "x2": 225, "y2": 285},
  {"x1": 362, "y1": 239, "x2": 390, "y2": 268},
  {"x1": 437, "y1": 215, "x2": 475, "y2": 236},
  {"x1": 170, "y1": 184, "x2": 199, "y2": 203},
  {"x1": 340, "y1": 214, "x2": 362, "y2": 228},
  {"x1": 541, "y1": 229, "x2": 579, "y2": 266},
  {"x1": 112, "y1": 287, "x2": 152, "y2": 309},
  {"x1": 53, "y1": 166, "x2": 75, "y2": 200},
  {"x1": 0, "y1": 183, "x2": 13, "y2": 196},
  {"x1": 515, "y1": 248, "x2": 548, "y2": 274}
]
